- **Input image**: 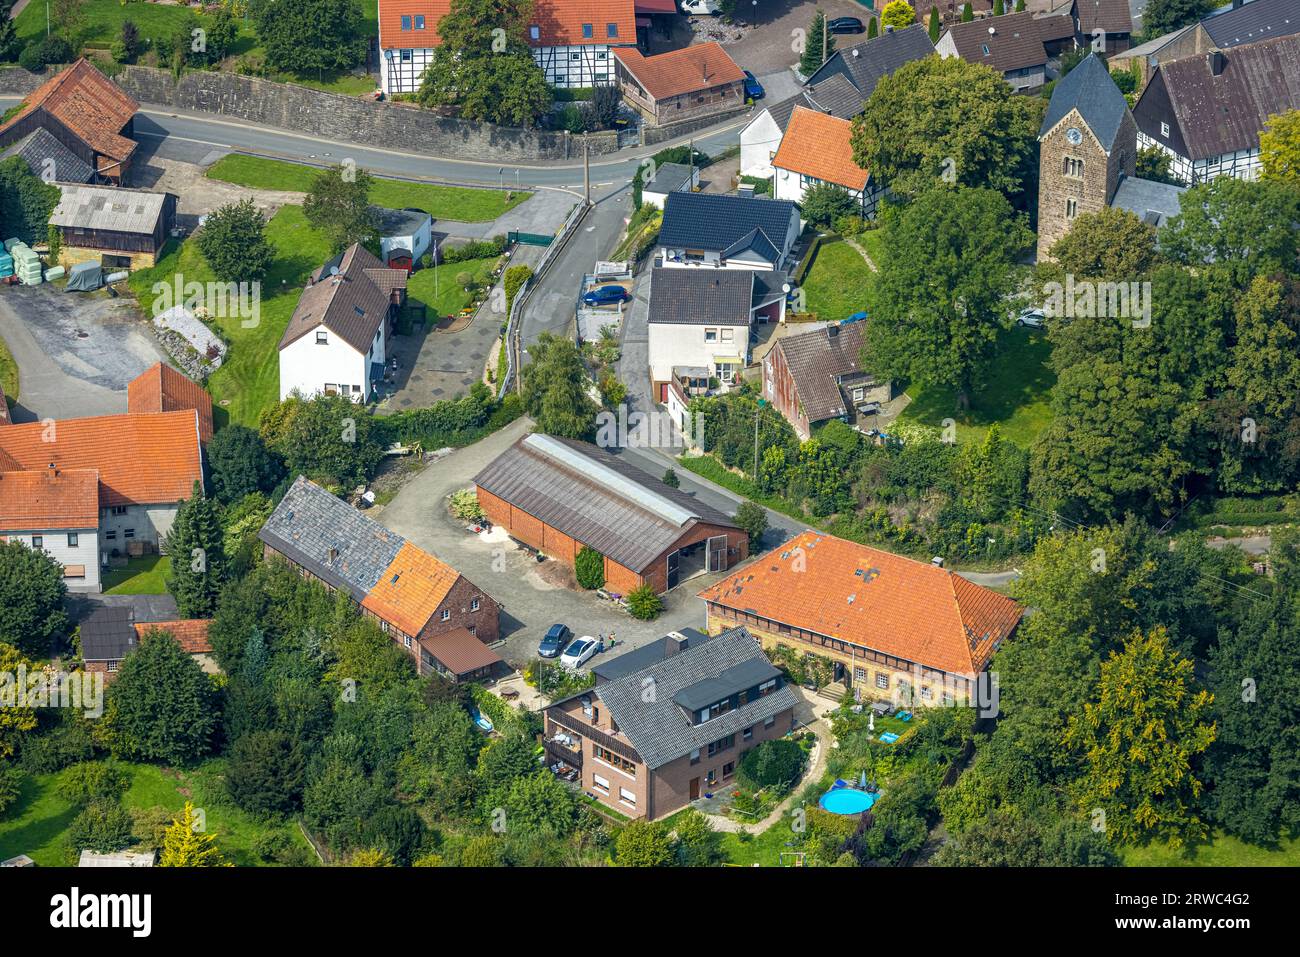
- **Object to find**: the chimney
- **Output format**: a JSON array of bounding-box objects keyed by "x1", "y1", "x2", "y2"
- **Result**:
[
  {"x1": 1208, "y1": 50, "x2": 1226, "y2": 75},
  {"x1": 664, "y1": 632, "x2": 691, "y2": 656},
  {"x1": 885, "y1": 24, "x2": 894, "y2": 33}
]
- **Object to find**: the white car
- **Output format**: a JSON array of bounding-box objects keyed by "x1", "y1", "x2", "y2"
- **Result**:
[
  {"x1": 559, "y1": 636, "x2": 601, "y2": 670},
  {"x1": 680, "y1": 0, "x2": 721, "y2": 14},
  {"x1": 1015, "y1": 307, "x2": 1045, "y2": 328}
]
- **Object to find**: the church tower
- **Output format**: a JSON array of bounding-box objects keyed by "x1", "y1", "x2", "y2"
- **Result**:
[{"x1": 1036, "y1": 54, "x2": 1137, "y2": 261}]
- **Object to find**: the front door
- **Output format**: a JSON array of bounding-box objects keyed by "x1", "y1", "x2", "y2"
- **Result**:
[
  {"x1": 689, "y1": 777, "x2": 700, "y2": 800},
  {"x1": 666, "y1": 550, "x2": 680, "y2": 589}
]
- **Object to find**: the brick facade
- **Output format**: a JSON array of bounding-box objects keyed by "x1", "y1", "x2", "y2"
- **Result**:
[{"x1": 1037, "y1": 107, "x2": 1136, "y2": 261}]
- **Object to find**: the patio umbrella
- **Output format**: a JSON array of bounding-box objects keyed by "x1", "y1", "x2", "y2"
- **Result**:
[{"x1": 859, "y1": 771, "x2": 867, "y2": 789}]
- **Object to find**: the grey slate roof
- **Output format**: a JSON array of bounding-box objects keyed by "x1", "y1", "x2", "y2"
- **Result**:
[
  {"x1": 0, "y1": 128, "x2": 94, "y2": 183},
  {"x1": 648, "y1": 268, "x2": 754, "y2": 326},
  {"x1": 473, "y1": 434, "x2": 739, "y2": 574},
  {"x1": 765, "y1": 74, "x2": 863, "y2": 132},
  {"x1": 589, "y1": 627, "x2": 798, "y2": 770},
  {"x1": 1203, "y1": 0, "x2": 1300, "y2": 48},
  {"x1": 672, "y1": 657, "x2": 782, "y2": 711},
  {"x1": 1110, "y1": 175, "x2": 1187, "y2": 227},
  {"x1": 1156, "y1": 32, "x2": 1300, "y2": 159},
  {"x1": 645, "y1": 162, "x2": 696, "y2": 194},
  {"x1": 721, "y1": 226, "x2": 779, "y2": 265},
  {"x1": 1040, "y1": 52, "x2": 1131, "y2": 151},
  {"x1": 592, "y1": 628, "x2": 711, "y2": 681},
  {"x1": 658, "y1": 191, "x2": 798, "y2": 258},
  {"x1": 805, "y1": 24, "x2": 936, "y2": 98},
  {"x1": 776, "y1": 321, "x2": 871, "y2": 424},
  {"x1": 258, "y1": 475, "x2": 404, "y2": 601},
  {"x1": 79, "y1": 606, "x2": 138, "y2": 661}
]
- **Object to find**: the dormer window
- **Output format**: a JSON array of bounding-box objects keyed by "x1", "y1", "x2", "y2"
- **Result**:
[
  {"x1": 607, "y1": 23, "x2": 618, "y2": 38},
  {"x1": 401, "y1": 15, "x2": 411, "y2": 29},
  {"x1": 316, "y1": 330, "x2": 328, "y2": 344},
  {"x1": 529, "y1": 25, "x2": 540, "y2": 41},
  {"x1": 414, "y1": 15, "x2": 425, "y2": 29},
  {"x1": 582, "y1": 23, "x2": 593, "y2": 38}
]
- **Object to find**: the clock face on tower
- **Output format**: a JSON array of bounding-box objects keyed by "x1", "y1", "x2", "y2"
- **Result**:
[{"x1": 1066, "y1": 127, "x2": 1083, "y2": 146}]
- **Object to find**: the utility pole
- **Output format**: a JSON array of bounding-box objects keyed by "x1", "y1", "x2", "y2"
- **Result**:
[
  {"x1": 688, "y1": 137, "x2": 695, "y2": 190},
  {"x1": 583, "y1": 144, "x2": 591, "y2": 205},
  {"x1": 753, "y1": 407, "x2": 760, "y2": 478},
  {"x1": 822, "y1": 12, "x2": 828, "y2": 67}
]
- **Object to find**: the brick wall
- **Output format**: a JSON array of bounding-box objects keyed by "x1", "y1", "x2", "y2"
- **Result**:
[
  {"x1": 763, "y1": 339, "x2": 812, "y2": 440},
  {"x1": 418, "y1": 574, "x2": 501, "y2": 646}
]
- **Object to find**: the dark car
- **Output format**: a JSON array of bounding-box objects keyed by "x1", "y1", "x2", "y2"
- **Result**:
[
  {"x1": 581, "y1": 284, "x2": 632, "y2": 307},
  {"x1": 828, "y1": 16, "x2": 865, "y2": 34},
  {"x1": 539, "y1": 624, "x2": 573, "y2": 658},
  {"x1": 743, "y1": 70, "x2": 765, "y2": 100}
]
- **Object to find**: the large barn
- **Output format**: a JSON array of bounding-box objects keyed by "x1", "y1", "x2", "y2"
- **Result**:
[{"x1": 474, "y1": 434, "x2": 748, "y2": 594}]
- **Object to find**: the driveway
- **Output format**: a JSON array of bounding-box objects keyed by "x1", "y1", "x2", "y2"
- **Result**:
[
  {"x1": 0, "y1": 285, "x2": 168, "y2": 423},
  {"x1": 370, "y1": 416, "x2": 756, "y2": 671}
]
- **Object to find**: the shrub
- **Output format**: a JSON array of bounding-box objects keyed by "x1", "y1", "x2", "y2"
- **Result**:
[
  {"x1": 737, "y1": 738, "x2": 807, "y2": 792},
  {"x1": 662, "y1": 468, "x2": 680, "y2": 489},
  {"x1": 0, "y1": 765, "x2": 24, "y2": 816},
  {"x1": 66, "y1": 800, "x2": 135, "y2": 855},
  {"x1": 625, "y1": 584, "x2": 663, "y2": 620},
  {"x1": 57, "y1": 761, "x2": 128, "y2": 806},
  {"x1": 734, "y1": 501, "x2": 768, "y2": 550},
  {"x1": 448, "y1": 488, "x2": 485, "y2": 522},
  {"x1": 17, "y1": 44, "x2": 44, "y2": 73},
  {"x1": 574, "y1": 546, "x2": 605, "y2": 590}
]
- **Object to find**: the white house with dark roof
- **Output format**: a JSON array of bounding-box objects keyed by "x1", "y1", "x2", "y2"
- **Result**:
[
  {"x1": 740, "y1": 74, "x2": 862, "y2": 180},
  {"x1": 278, "y1": 243, "x2": 407, "y2": 403},
  {"x1": 655, "y1": 191, "x2": 801, "y2": 272}
]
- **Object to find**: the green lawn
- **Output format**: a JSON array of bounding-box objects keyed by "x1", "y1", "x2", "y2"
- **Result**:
[
  {"x1": 800, "y1": 237, "x2": 876, "y2": 323},
  {"x1": 894, "y1": 325, "x2": 1056, "y2": 449},
  {"x1": 0, "y1": 332, "x2": 17, "y2": 405},
  {"x1": 129, "y1": 205, "x2": 334, "y2": 428},
  {"x1": 0, "y1": 761, "x2": 313, "y2": 867},
  {"x1": 406, "y1": 256, "x2": 502, "y2": 319},
  {"x1": 206, "y1": 155, "x2": 530, "y2": 223},
  {"x1": 1123, "y1": 831, "x2": 1300, "y2": 867},
  {"x1": 102, "y1": 555, "x2": 172, "y2": 595}
]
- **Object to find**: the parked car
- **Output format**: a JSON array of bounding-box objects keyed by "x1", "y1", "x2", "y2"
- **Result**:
[
  {"x1": 582, "y1": 284, "x2": 631, "y2": 307},
  {"x1": 1015, "y1": 307, "x2": 1046, "y2": 328},
  {"x1": 828, "y1": 17, "x2": 865, "y2": 33},
  {"x1": 679, "y1": 0, "x2": 720, "y2": 13},
  {"x1": 743, "y1": 70, "x2": 765, "y2": 100},
  {"x1": 539, "y1": 623, "x2": 572, "y2": 658},
  {"x1": 560, "y1": 636, "x2": 601, "y2": 670}
]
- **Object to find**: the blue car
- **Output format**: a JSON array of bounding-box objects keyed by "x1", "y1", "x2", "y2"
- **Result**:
[
  {"x1": 582, "y1": 284, "x2": 631, "y2": 307},
  {"x1": 743, "y1": 70, "x2": 765, "y2": 100},
  {"x1": 539, "y1": 624, "x2": 572, "y2": 658}
]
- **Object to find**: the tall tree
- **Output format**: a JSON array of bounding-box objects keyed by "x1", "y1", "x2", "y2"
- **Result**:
[
  {"x1": 106, "y1": 632, "x2": 217, "y2": 765},
  {"x1": 207, "y1": 424, "x2": 285, "y2": 504},
  {"x1": 159, "y1": 802, "x2": 230, "y2": 866},
  {"x1": 1141, "y1": 0, "x2": 1213, "y2": 38},
  {"x1": 196, "y1": 198, "x2": 275, "y2": 284},
  {"x1": 251, "y1": 0, "x2": 365, "y2": 76},
  {"x1": 1259, "y1": 108, "x2": 1300, "y2": 190},
  {"x1": 0, "y1": 643, "x2": 38, "y2": 759},
  {"x1": 165, "y1": 483, "x2": 227, "y2": 619},
  {"x1": 520, "y1": 332, "x2": 599, "y2": 439},
  {"x1": 1044, "y1": 206, "x2": 1162, "y2": 283},
  {"x1": 0, "y1": 540, "x2": 68, "y2": 658},
  {"x1": 799, "y1": 10, "x2": 835, "y2": 76},
  {"x1": 1160, "y1": 177, "x2": 1300, "y2": 284},
  {"x1": 1065, "y1": 627, "x2": 1215, "y2": 848},
  {"x1": 416, "y1": 0, "x2": 553, "y2": 127},
  {"x1": 927, "y1": 6, "x2": 941, "y2": 42},
  {"x1": 850, "y1": 55, "x2": 1041, "y2": 204},
  {"x1": 865, "y1": 186, "x2": 1032, "y2": 408},
  {"x1": 303, "y1": 163, "x2": 378, "y2": 254}
]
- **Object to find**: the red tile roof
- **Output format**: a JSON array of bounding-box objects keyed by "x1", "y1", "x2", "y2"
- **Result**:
[
  {"x1": 418, "y1": 627, "x2": 502, "y2": 676},
  {"x1": 0, "y1": 410, "x2": 203, "y2": 509},
  {"x1": 134, "y1": 620, "x2": 212, "y2": 655},
  {"x1": 0, "y1": 59, "x2": 137, "y2": 166},
  {"x1": 698, "y1": 531, "x2": 1023, "y2": 676},
  {"x1": 379, "y1": 0, "x2": 636, "y2": 48},
  {"x1": 361, "y1": 541, "x2": 461, "y2": 637},
  {"x1": 127, "y1": 364, "x2": 214, "y2": 444},
  {"x1": 772, "y1": 107, "x2": 870, "y2": 191},
  {"x1": 614, "y1": 42, "x2": 747, "y2": 101},
  {"x1": 0, "y1": 468, "x2": 100, "y2": 532}
]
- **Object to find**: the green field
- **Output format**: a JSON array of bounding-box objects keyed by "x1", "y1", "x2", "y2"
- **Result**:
[
  {"x1": 406, "y1": 256, "x2": 502, "y2": 319},
  {"x1": 129, "y1": 205, "x2": 334, "y2": 428},
  {"x1": 0, "y1": 761, "x2": 313, "y2": 867},
  {"x1": 0, "y1": 332, "x2": 17, "y2": 405},
  {"x1": 102, "y1": 555, "x2": 171, "y2": 595},
  {"x1": 800, "y1": 237, "x2": 876, "y2": 323},
  {"x1": 894, "y1": 326, "x2": 1056, "y2": 449},
  {"x1": 1123, "y1": 831, "x2": 1300, "y2": 867},
  {"x1": 206, "y1": 154, "x2": 529, "y2": 223}
]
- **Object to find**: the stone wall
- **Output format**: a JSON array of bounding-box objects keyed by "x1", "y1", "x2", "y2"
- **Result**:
[
  {"x1": 0, "y1": 65, "x2": 620, "y2": 161},
  {"x1": 642, "y1": 104, "x2": 752, "y2": 147}
]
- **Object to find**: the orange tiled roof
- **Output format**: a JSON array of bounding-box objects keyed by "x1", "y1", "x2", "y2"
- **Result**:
[
  {"x1": 0, "y1": 59, "x2": 138, "y2": 165},
  {"x1": 361, "y1": 540, "x2": 461, "y2": 637},
  {"x1": 134, "y1": 620, "x2": 212, "y2": 655},
  {"x1": 698, "y1": 531, "x2": 1023, "y2": 676},
  {"x1": 127, "y1": 363, "x2": 214, "y2": 444},
  {"x1": 379, "y1": 0, "x2": 635, "y2": 48},
  {"x1": 0, "y1": 468, "x2": 100, "y2": 532},
  {"x1": 772, "y1": 107, "x2": 870, "y2": 192},
  {"x1": 0, "y1": 410, "x2": 203, "y2": 509},
  {"x1": 613, "y1": 42, "x2": 746, "y2": 101}
]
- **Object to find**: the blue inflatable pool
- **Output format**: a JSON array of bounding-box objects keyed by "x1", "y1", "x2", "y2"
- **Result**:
[{"x1": 818, "y1": 788, "x2": 878, "y2": 815}]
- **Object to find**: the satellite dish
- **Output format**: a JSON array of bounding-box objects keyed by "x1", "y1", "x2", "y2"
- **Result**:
[{"x1": 329, "y1": 266, "x2": 340, "y2": 276}]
